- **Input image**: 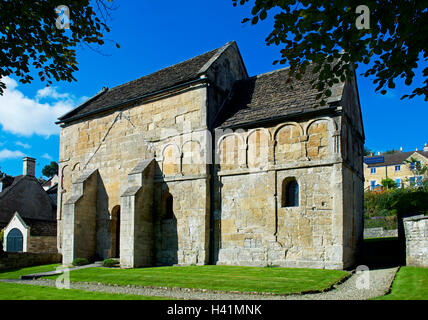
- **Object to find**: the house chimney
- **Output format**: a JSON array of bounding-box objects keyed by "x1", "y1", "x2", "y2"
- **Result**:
[
  {"x1": 400, "y1": 146, "x2": 403, "y2": 152},
  {"x1": 378, "y1": 151, "x2": 381, "y2": 155},
  {"x1": 23, "y1": 157, "x2": 36, "y2": 176},
  {"x1": 424, "y1": 143, "x2": 428, "y2": 152}
]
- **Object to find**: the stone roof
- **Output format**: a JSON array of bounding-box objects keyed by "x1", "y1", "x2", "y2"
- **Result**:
[
  {"x1": 364, "y1": 151, "x2": 428, "y2": 168},
  {"x1": 215, "y1": 65, "x2": 344, "y2": 128},
  {"x1": 58, "y1": 42, "x2": 234, "y2": 123}
]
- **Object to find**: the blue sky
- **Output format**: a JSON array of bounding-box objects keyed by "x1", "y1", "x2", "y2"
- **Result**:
[{"x1": 0, "y1": 1, "x2": 427, "y2": 177}]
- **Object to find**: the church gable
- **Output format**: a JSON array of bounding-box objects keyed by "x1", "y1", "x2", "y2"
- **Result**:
[{"x1": 57, "y1": 42, "x2": 244, "y2": 125}]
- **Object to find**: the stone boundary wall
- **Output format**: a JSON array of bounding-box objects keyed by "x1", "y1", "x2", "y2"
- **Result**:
[
  {"x1": 363, "y1": 228, "x2": 398, "y2": 239},
  {"x1": 403, "y1": 216, "x2": 428, "y2": 267},
  {"x1": 0, "y1": 252, "x2": 62, "y2": 271}
]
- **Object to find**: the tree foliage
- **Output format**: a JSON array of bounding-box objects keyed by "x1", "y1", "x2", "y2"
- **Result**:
[
  {"x1": 364, "y1": 146, "x2": 373, "y2": 156},
  {"x1": 233, "y1": 0, "x2": 428, "y2": 101},
  {"x1": 42, "y1": 161, "x2": 59, "y2": 178},
  {"x1": 381, "y1": 178, "x2": 396, "y2": 190},
  {"x1": 0, "y1": 0, "x2": 119, "y2": 95}
]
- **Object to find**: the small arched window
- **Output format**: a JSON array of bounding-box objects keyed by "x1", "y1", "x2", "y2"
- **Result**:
[
  {"x1": 164, "y1": 193, "x2": 175, "y2": 220},
  {"x1": 282, "y1": 178, "x2": 299, "y2": 207}
]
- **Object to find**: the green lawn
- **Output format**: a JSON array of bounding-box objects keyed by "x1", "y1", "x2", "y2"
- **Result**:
[
  {"x1": 45, "y1": 265, "x2": 349, "y2": 295},
  {"x1": 375, "y1": 266, "x2": 428, "y2": 300},
  {"x1": 0, "y1": 264, "x2": 60, "y2": 279},
  {"x1": 0, "y1": 282, "x2": 168, "y2": 300}
]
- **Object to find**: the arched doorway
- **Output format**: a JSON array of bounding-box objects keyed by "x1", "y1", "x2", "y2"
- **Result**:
[
  {"x1": 111, "y1": 206, "x2": 121, "y2": 258},
  {"x1": 6, "y1": 228, "x2": 23, "y2": 252}
]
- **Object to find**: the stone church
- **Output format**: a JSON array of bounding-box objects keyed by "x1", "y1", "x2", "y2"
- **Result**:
[{"x1": 56, "y1": 41, "x2": 364, "y2": 270}]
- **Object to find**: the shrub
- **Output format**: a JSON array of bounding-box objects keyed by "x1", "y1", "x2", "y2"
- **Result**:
[
  {"x1": 72, "y1": 258, "x2": 90, "y2": 266},
  {"x1": 102, "y1": 258, "x2": 119, "y2": 268},
  {"x1": 381, "y1": 178, "x2": 396, "y2": 190},
  {"x1": 364, "y1": 215, "x2": 398, "y2": 230}
]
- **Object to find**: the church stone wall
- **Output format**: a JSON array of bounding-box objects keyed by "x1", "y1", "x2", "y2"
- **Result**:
[
  {"x1": 213, "y1": 116, "x2": 361, "y2": 269},
  {"x1": 58, "y1": 85, "x2": 210, "y2": 262},
  {"x1": 153, "y1": 177, "x2": 210, "y2": 266}
]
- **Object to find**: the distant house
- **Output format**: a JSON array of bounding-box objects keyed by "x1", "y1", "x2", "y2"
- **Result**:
[
  {"x1": 364, "y1": 145, "x2": 428, "y2": 190},
  {"x1": 0, "y1": 157, "x2": 57, "y2": 253},
  {"x1": 42, "y1": 175, "x2": 59, "y2": 191},
  {"x1": 2, "y1": 212, "x2": 57, "y2": 253}
]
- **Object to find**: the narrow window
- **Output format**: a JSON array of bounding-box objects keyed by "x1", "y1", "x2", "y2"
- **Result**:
[
  {"x1": 164, "y1": 193, "x2": 175, "y2": 220},
  {"x1": 370, "y1": 167, "x2": 376, "y2": 174},
  {"x1": 395, "y1": 165, "x2": 401, "y2": 172},
  {"x1": 282, "y1": 178, "x2": 299, "y2": 207}
]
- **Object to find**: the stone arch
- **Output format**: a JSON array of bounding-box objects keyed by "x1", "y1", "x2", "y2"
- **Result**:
[
  {"x1": 281, "y1": 177, "x2": 299, "y2": 207},
  {"x1": 216, "y1": 132, "x2": 245, "y2": 151},
  {"x1": 274, "y1": 123, "x2": 303, "y2": 163},
  {"x1": 246, "y1": 128, "x2": 270, "y2": 169},
  {"x1": 110, "y1": 205, "x2": 121, "y2": 258},
  {"x1": 162, "y1": 192, "x2": 175, "y2": 220},
  {"x1": 306, "y1": 118, "x2": 331, "y2": 160},
  {"x1": 182, "y1": 140, "x2": 203, "y2": 175},
  {"x1": 305, "y1": 117, "x2": 337, "y2": 135},
  {"x1": 273, "y1": 122, "x2": 304, "y2": 140},
  {"x1": 72, "y1": 162, "x2": 81, "y2": 172},
  {"x1": 161, "y1": 143, "x2": 181, "y2": 176},
  {"x1": 217, "y1": 133, "x2": 244, "y2": 171},
  {"x1": 60, "y1": 164, "x2": 69, "y2": 190}
]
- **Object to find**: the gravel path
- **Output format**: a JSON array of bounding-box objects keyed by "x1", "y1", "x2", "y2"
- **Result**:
[{"x1": 1, "y1": 267, "x2": 398, "y2": 300}]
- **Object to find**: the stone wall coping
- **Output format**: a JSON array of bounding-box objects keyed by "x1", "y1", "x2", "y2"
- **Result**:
[
  {"x1": 128, "y1": 158, "x2": 155, "y2": 175},
  {"x1": 403, "y1": 215, "x2": 428, "y2": 222},
  {"x1": 73, "y1": 169, "x2": 98, "y2": 184},
  {"x1": 64, "y1": 194, "x2": 83, "y2": 205},
  {"x1": 121, "y1": 185, "x2": 141, "y2": 197}
]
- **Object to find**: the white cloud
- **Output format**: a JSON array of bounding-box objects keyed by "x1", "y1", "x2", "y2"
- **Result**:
[
  {"x1": 36, "y1": 86, "x2": 71, "y2": 101},
  {"x1": 15, "y1": 141, "x2": 31, "y2": 149},
  {"x1": 41, "y1": 153, "x2": 53, "y2": 160},
  {"x1": 0, "y1": 149, "x2": 26, "y2": 160},
  {"x1": 0, "y1": 77, "x2": 75, "y2": 137}
]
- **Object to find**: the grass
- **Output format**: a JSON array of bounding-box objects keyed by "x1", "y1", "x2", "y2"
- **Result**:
[
  {"x1": 0, "y1": 282, "x2": 169, "y2": 300},
  {"x1": 44, "y1": 265, "x2": 349, "y2": 295},
  {"x1": 0, "y1": 264, "x2": 60, "y2": 279},
  {"x1": 374, "y1": 266, "x2": 428, "y2": 300}
]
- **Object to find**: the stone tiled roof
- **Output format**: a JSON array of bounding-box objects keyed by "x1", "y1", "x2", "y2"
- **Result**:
[
  {"x1": 58, "y1": 43, "x2": 232, "y2": 123},
  {"x1": 215, "y1": 65, "x2": 344, "y2": 128},
  {"x1": 365, "y1": 151, "x2": 428, "y2": 168}
]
